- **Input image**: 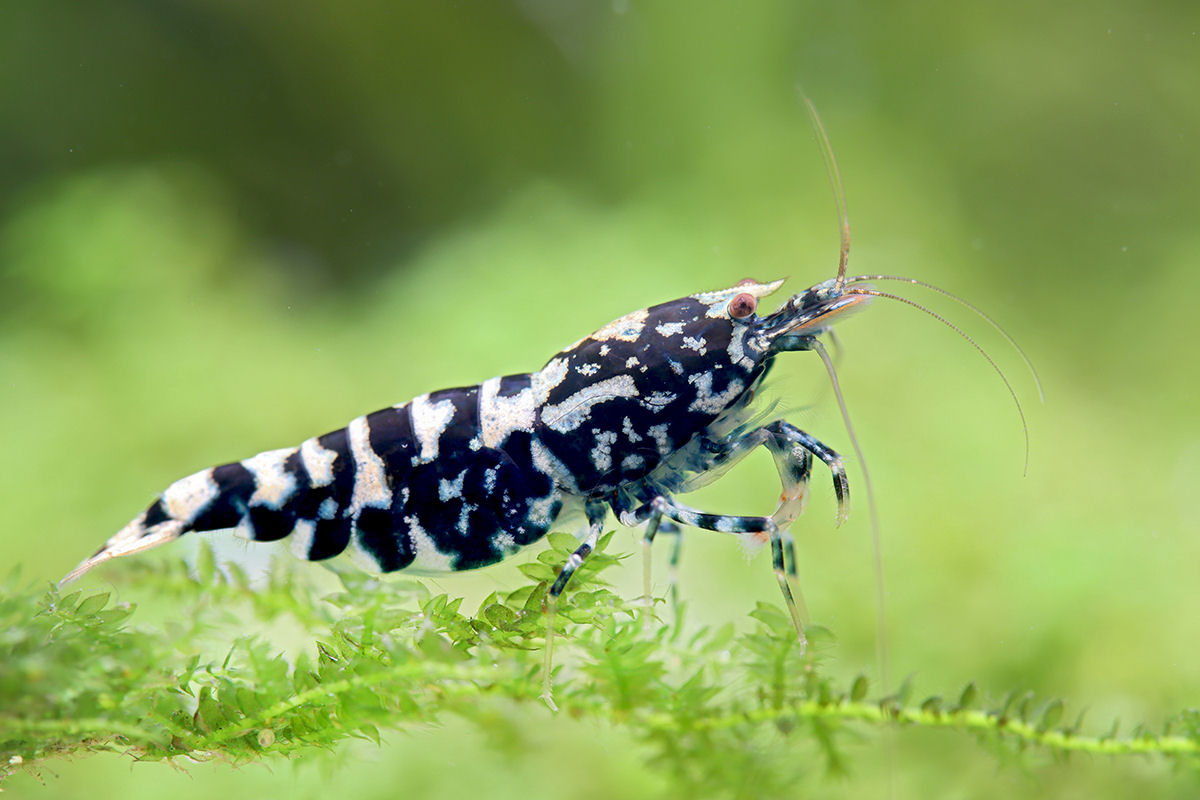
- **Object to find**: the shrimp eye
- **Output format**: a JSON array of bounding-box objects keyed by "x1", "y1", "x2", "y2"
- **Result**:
[{"x1": 728, "y1": 292, "x2": 757, "y2": 319}]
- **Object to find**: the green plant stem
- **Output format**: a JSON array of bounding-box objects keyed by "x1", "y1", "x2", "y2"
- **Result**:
[{"x1": 624, "y1": 701, "x2": 1200, "y2": 758}]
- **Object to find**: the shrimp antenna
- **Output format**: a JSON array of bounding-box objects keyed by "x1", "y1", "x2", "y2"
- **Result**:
[
  {"x1": 846, "y1": 287, "x2": 1032, "y2": 475},
  {"x1": 811, "y1": 339, "x2": 890, "y2": 693},
  {"x1": 803, "y1": 95, "x2": 851, "y2": 290},
  {"x1": 847, "y1": 274, "x2": 1044, "y2": 403}
]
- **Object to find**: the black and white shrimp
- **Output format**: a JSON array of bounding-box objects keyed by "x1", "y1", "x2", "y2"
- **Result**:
[
  {"x1": 64, "y1": 277, "x2": 867, "y2": 613},
  {"x1": 65, "y1": 105, "x2": 1036, "y2": 708}
]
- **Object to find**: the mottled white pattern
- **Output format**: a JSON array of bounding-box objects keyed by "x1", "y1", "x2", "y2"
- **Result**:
[
  {"x1": 530, "y1": 437, "x2": 579, "y2": 492},
  {"x1": 591, "y1": 307, "x2": 649, "y2": 342},
  {"x1": 289, "y1": 518, "x2": 316, "y2": 559},
  {"x1": 318, "y1": 497, "x2": 338, "y2": 520},
  {"x1": 621, "y1": 454, "x2": 644, "y2": 471},
  {"x1": 492, "y1": 531, "x2": 517, "y2": 553},
  {"x1": 478, "y1": 376, "x2": 536, "y2": 448},
  {"x1": 687, "y1": 372, "x2": 746, "y2": 414},
  {"x1": 531, "y1": 358, "x2": 569, "y2": 404},
  {"x1": 409, "y1": 393, "x2": 456, "y2": 462},
  {"x1": 300, "y1": 437, "x2": 337, "y2": 487},
  {"x1": 243, "y1": 447, "x2": 299, "y2": 510},
  {"x1": 483, "y1": 465, "x2": 500, "y2": 493},
  {"x1": 541, "y1": 374, "x2": 639, "y2": 433},
  {"x1": 161, "y1": 468, "x2": 220, "y2": 523},
  {"x1": 655, "y1": 321, "x2": 685, "y2": 337},
  {"x1": 526, "y1": 492, "x2": 562, "y2": 527},
  {"x1": 438, "y1": 469, "x2": 467, "y2": 501},
  {"x1": 647, "y1": 423, "x2": 672, "y2": 455},
  {"x1": 590, "y1": 429, "x2": 618, "y2": 472},
  {"x1": 576, "y1": 362, "x2": 600, "y2": 376},
  {"x1": 347, "y1": 533, "x2": 384, "y2": 573},
  {"x1": 408, "y1": 518, "x2": 455, "y2": 571},
  {"x1": 456, "y1": 502, "x2": 476, "y2": 534},
  {"x1": 625, "y1": 356, "x2": 640, "y2": 368},
  {"x1": 727, "y1": 326, "x2": 752, "y2": 368},
  {"x1": 639, "y1": 390, "x2": 676, "y2": 412},
  {"x1": 347, "y1": 416, "x2": 391, "y2": 515},
  {"x1": 681, "y1": 336, "x2": 707, "y2": 355},
  {"x1": 622, "y1": 416, "x2": 642, "y2": 442}
]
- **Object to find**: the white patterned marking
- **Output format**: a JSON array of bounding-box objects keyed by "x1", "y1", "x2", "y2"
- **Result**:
[
  {"x1": 439, "y1": 469, "x2": 468, "y2": 501},
  {"x1": 541, "y1": 374, "x2": 639, "y2": 433},
  {"x1": 300, "y1": 437, "x2": 338, "y2": 486},
  {"x1": 347, "y1": 533, "x2": 384, "y2": 573},
  {"x1": 530, "y1": 438, "x2": 579, "y2": 492},
  {"x1": 243, "y1": 447, "x2": 299, "y2": 510},
  {"x1": 590, "y1": 429, "x2": 618, "y2": 472},
  {"x1": 457, "y1": 502, "x2": 476, "y2": 534},
  {"x1": 409, "y1": 394, "x2": 456, "y2": 462},
  {"x1": 531, "y1": 358, "x2": 569, "y2": 403},
  {"x1": 318, "y1": 497, "x2": 339, "y2": 520},
  {"x1": 639, "y1": 390, "x2": 676, "y2": 412},
  {"x1": 478, "y1": 376, "x2": 536, "y2": 448},
  {"x1": 492, "y1": 531, "x2": 517, "y2": 554},
  {"x1": 348, "y1": 416, "x2": 391, "y2": 515},
  {"x1": 592, "y1": 307, "x2": 649, "y2": 342},
  {"x1": 687, "y1": 372, "x2": 745, "y2": 414},
  {"x1": 289, "y1": 518, "x2": 316, "y2": 559},
  {"x1": 728, "y1": 326, "x2": 752, "y2": 368},
  {"x1": 647, "y1": 423, "x2": 671, "y2": 455},
  {"x1": 161, "y1": 469, "x2": 220, "y2": 523},
  {"x1": 526, "y1": 492, "x2": 562, "y2": 528},
  {"x1": 408, "y1": 517, "x2": 455, "y2": 571}
]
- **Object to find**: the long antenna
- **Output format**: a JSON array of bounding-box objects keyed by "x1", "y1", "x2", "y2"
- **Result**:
[
  {"x1": 803, "y1": 96, "x2": 850, "y2": 289},
  {"x1": 847, "y1": 287, "x2": 1031, "y2": 475},
  {"x1": 847, "y1": 274, "x2": 1044, "y2": 403},
  {"x1": 813, "y1": 339, "x2": 890, "y2": 694}
]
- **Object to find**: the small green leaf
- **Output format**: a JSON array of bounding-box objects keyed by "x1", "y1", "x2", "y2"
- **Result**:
[
  {"x1": 546, "y1": 532, "x2": 578, "y2": 553},
  {"x1": 57, "y1": 590, "x2": 81, "y2": 611},
  {"x1": 484, "y1": 604, "x2": 518, "y2": 630},
  {"x1": 850, "y1": 675, "x2": 869, "y2": 703},
  {"x1": 957, "y1": 682, "x2": 978, "y2": 711},
  {"x1": 75, "y1": 592, "x2": 110, "y2": 617},
  {"x1": 95, "y1": 605, "x2": 134, "y2": 629},
  {"x1": 518, "y1": 562, "x2": 557, "y2": 583},
  {"x1": 1038, "y1": 699, "x2": 1064, "y2": 733},
  {"x1": 195, "y1": 543, "x2": 216, "y2": 585},
  {"x1": 316, "y1": 641, "x2": 339, "y2": 663},
  {"x1": 1016, "y1": 691, "x2": 1035, "y2": 723}
]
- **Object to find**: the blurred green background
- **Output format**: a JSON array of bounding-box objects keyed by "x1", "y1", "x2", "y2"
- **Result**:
[{"x1": 3, "y1": 1, "x2": 1198, "y2": 797}]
